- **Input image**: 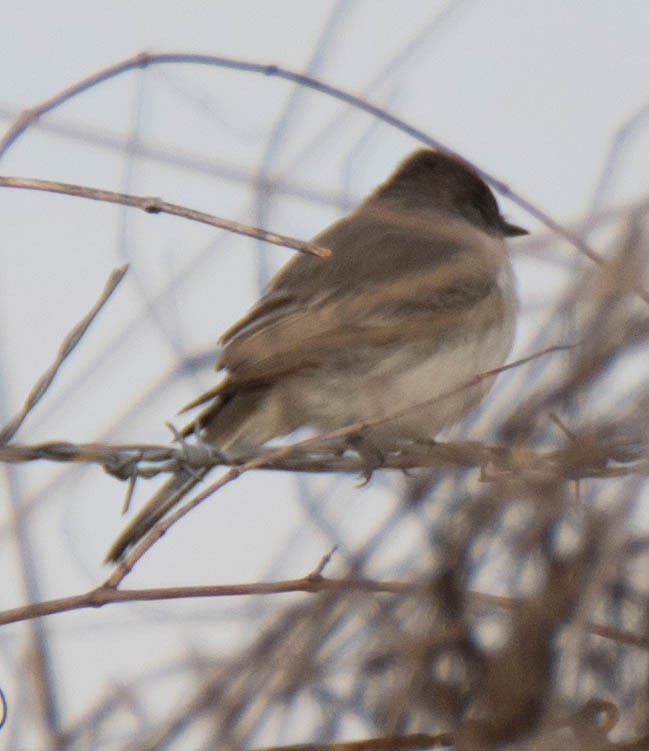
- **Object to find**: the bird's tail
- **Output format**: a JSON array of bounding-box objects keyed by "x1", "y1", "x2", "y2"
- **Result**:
[
  {"x1": 105, "y1": 387, "x2": 275, "y2": 563},
  {"x1": 104, "y1": 469, "x2": 206, "y2": 563}
]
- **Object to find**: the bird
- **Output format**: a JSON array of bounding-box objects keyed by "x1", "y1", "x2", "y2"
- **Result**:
[{"x1": 105, "y1": 148, "x2": 527, "y2": 562}]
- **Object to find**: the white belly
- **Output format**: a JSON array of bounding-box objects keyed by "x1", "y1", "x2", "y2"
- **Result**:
[{"x1": 289, "y1": 263, "x2": 516, "y2": 443}]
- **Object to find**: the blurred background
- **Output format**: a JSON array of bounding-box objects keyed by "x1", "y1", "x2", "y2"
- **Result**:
[{"x1": 1, "y1": 2, "x2": 649, "y2": 749}]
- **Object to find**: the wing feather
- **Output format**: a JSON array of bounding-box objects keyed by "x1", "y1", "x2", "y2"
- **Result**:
[{"x1": 220, "y1": 254, "x2": 502, "y2": 384}]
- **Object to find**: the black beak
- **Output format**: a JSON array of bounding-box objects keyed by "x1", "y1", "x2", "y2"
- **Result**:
[{"x1": 502, "y1": 220, "x2": 529, "y2": 237}]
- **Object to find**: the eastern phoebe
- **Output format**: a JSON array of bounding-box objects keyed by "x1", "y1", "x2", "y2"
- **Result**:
[{"x1": 106, "y1": 149, "x2": 527, "y2": 562}]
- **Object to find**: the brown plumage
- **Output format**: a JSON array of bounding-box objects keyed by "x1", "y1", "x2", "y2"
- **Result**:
[{"x1": 106, "y1": 149, "x2": 527, "y2": 562}]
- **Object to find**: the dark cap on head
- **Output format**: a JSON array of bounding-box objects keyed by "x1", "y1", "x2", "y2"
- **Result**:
[{"x1": 372, "y1": 149, "x2": 528, "y2": 238}]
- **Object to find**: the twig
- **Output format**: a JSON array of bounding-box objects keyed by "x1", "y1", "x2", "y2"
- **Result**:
[
  {"x1": 0, "y1": 576, "x2": 412, "y2": 627},
  {"x1": 1, "y1": 576, "x2": 645, "y2": 657},
  {"x1": 0, "y1": 265, "x2": 128, "y2": 446},
  {"x1": 0, "y1": 176, "x2": 330, "y2": 258}
]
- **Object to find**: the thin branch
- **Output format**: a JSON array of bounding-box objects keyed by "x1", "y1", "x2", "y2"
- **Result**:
[
  {"x1": 0, "y1": 577, "x2": 412, "y2": 627},
  {"x1": 0, "y1": 176, "x2": 331, "y2": 258},
  {"x1": 0, "y1": 265, "x2": 128, "y2": 446},
  {"x1": 1, "y1": 577, "x2": 645, "y2": 658},
  {"x1": 103, "y1": 466, "x2": 241, "y2": 586}
]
